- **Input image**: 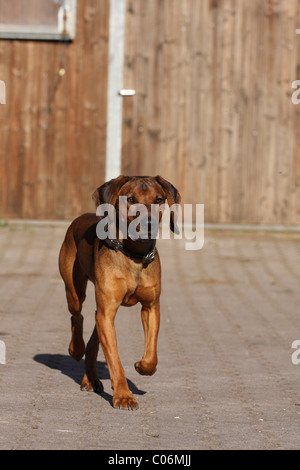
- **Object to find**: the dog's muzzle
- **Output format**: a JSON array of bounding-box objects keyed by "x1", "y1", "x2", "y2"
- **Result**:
[{"x1": 129, "y1": 216, "x2": 159, "y2": 242}]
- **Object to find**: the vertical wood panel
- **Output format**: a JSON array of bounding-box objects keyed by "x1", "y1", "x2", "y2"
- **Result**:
[
  {"x1": 0, "y1": 0, "x2": 109, "y2": 219},
  {"x1": 293, "y1": 0, "x2": 300, "y2": 223},
  {"x1": 122, "y1": 0, "x2": 300, "y2": 225}
]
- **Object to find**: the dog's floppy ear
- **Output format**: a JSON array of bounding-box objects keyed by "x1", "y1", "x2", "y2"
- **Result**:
[
  {"x1": 155, "y1": 176, "x2": 181, "y2": 234},
  {"x1": 92, "y1": 175, "x2": 130, "y2": 207}
]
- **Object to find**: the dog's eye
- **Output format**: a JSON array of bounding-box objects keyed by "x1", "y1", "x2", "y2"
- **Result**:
[
  {"x1": 127, "y1": 197, "x2": 135, "y2": 204},
  {"x1": 156, "y1": 197, "x2": 164, "y2": 204}
]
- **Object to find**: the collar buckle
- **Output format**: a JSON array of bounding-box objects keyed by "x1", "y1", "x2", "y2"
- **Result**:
[{"x1": 142, "y1": 248, "x2": 157, "y2": 268}]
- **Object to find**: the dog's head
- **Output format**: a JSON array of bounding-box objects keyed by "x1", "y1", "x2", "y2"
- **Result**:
[{"x1": 93, "y1": 175, "x2": 181, "y2": 240}]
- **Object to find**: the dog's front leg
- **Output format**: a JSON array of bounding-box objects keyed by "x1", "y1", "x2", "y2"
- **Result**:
[
  {"x1": 135, "y1": 301, "x2": 160, "y2": 376},
  {"x1": 95, "y1": 299, "x2": 138, "y2": 410}
]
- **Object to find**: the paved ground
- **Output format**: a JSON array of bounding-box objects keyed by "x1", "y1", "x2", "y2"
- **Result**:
[{"x1": 0, "y1": 222, "x2": 299, "y2": 450}]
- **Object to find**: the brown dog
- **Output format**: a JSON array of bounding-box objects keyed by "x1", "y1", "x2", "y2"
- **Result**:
[{"x1": 59, "y1": 176, "x2": 181, "y2": 410}]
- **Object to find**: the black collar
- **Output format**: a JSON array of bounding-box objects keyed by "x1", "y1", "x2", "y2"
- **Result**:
[{"x1": 104, "y1": 238, "x2": 157, "y2": 268}]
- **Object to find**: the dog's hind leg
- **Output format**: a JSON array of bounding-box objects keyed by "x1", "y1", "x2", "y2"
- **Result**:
[
  {"x1": 81, "y1": 323, "x2": 103, "y2": 393},
  {"x1": 59, "y1": 228, "x2": 88, "y2": 361}
]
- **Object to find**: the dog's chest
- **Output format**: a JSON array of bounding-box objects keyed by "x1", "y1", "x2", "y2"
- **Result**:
[{"x1": 121, "y1": 266, "x2": 158, "y2": 307}]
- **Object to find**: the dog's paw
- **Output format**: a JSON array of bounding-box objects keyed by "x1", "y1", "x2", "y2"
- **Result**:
[
  {"x1": 81, "y1": 374, "x2": 103, "y2": 393},
  {"x1": 68, "y1": 340, "x2": 86, "y2": 362},
  {"x1": 135, "y1": 360, "x2": 157, "y2": 376},
  {"x1": 113, "y1": 394, "x2": 139, "y2": 411}
]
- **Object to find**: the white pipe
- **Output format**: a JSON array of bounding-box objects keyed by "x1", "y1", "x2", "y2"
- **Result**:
[{"x1": 105, "y1": 0, "x2": 126, "y2": 182}]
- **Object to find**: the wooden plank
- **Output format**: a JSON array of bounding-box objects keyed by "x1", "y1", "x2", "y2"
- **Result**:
[
  {"x1": 240, "y1": 0, "x2": 264, "y2": 224},
  {"x1": 204, "y1": 0, "x2": 224, "y2": 222},
  {"x1": 293, "y1": 0, "x2": 300, "y2": 224},
  {"x1": 259, "y1": 0, "x2": 282, "y2": 224},
  {"x1": 122, "y1": 0, "x2": 137, "y2": 175},
  {"x1": 218, "y1": 0, "x2": 235, "y2": 222},
  {"x1": 189, "y1": 0, "x2": 206, "y2": 207},
  {"x1": 276, "y1": 0, "x2": 297, "y2": 224},
  {"x1": 230, "y1": 0, "x2": 243, "y2": 223}
]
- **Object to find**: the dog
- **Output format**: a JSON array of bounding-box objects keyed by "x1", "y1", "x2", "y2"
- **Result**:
[{"x1": 59, "y1": 175, "x2": 181, "y2": 410}]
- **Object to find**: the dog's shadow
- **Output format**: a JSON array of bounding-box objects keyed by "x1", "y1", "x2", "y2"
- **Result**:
[{"x1": 33, "y1": 353, "x2": 146, "y2": 407}]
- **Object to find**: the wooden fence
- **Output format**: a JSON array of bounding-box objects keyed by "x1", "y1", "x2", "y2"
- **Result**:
[
  {"x1": 0, "y1": 0, "x2": 300, "y2": 224},
  {"x1": 122, "y1": 0, "x2": 300, "y2": 225},
  {"x1": 0, "y1": 0, "x2": 110, "y2": 220}
]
